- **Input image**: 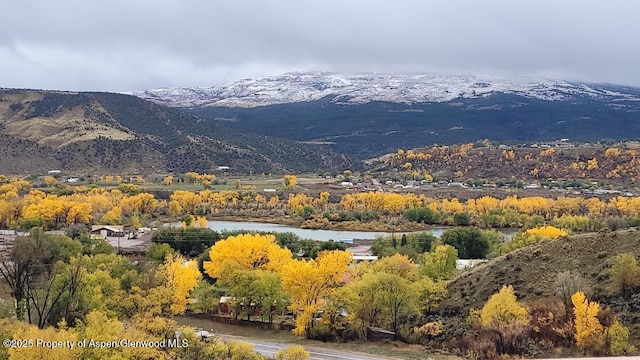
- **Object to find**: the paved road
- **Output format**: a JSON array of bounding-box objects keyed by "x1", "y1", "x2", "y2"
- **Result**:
[{"x1": 219, "y1": 334, "x2": 393, "y2": 360}]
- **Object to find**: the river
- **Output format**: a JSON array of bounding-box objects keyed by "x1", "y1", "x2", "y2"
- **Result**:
[{"x1": 165, "y1": 220, "x2": 516, "y2": 242}]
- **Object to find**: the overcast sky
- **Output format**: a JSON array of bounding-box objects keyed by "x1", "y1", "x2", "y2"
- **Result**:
[{"x1": 1, "y1": 0, "x2": 638, "y2": 91}]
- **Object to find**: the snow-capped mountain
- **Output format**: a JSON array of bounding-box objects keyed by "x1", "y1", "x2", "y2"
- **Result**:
[{"x1": 132, "y1": 72, "x2": 640, "y2": 108}]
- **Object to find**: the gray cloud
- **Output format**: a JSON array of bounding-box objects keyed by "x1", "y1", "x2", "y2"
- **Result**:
[{"x1": 1, "y1": 0, "x2": 638, "y2": 91}]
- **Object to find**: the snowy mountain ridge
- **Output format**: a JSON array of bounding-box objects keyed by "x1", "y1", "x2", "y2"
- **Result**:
[{"x1": 131, "y1": 72, "x2": 640, "y2": 108}]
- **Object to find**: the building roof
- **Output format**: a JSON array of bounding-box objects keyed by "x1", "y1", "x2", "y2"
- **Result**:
[{"x1": 91, "y1": 225, "x2": 124, "y2": 233}]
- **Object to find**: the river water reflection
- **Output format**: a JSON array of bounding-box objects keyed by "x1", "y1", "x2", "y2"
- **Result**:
[{"x1": 165, "y1": 220, "x2": 516, "y2": 242}]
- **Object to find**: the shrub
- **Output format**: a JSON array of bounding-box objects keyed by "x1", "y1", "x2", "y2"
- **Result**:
[
  {"x1": 606, "y1": 217, "x2": 629, "y2": 231},
  {"x1": 275, "y1": 345, "x2": 310, "y2": 360},
  {"x1": 453, "y1": 212, "x2": 471, "y2": 226},
  {"x1": 403, "y1": 207, "x2": 440, "y2": 224}
]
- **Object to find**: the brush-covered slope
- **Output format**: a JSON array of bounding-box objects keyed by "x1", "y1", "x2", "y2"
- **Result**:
[
  {"x1": 0, "y1": 89, "x2": 351, "y2": 174},
  {"x1": 442, "y1": 229, "x2": 640, "y2": 317},
  {"x1": 364, "y1": 143, "x2": 640, "y2": 184}
]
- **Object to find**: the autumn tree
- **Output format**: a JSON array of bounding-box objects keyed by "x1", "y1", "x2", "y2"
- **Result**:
[
  {"x1": 44, "y1": 176, "x2": 57, "y2": 187},
  {"x1": 75, "y1": 310, "x2": 167, "y2": 360},
  {"x1": 481, "y1": 285, "x2": 529, "y2": 329},
  {"x1": 420, "y1": 244, "x2": 458, "y2": 280},
  {"x1": 284, "y1": 175, "x2": 297, "y2": 190},
  {"x1": 227, "y1": 341, "x2": 267, "y2": 360},
  {"x1": 608, "y1": 252, "x2": 640, "y2": 298},
  {"x1": 203, "y1": 234, "x2": 292, "y2": 280},
  {"x1": 480, "y1": 285, "x2": 529, "y2": 355},
  {"x1": 607, "y1": 319, "x2": 636, "y2": 355},
  {"x1": 572, "y1": 291, "x2": 604, "y2": 353},
  {"x1": 279, "y1": 250, "x2": 351, "y2": 337},
  {"x1": 8, "y1": 321, "x2": 81, "y2": 360},
  {"x1": 374, "y1": 272, "x2": 419, "y2": 338},
  {"x1": 504, "y1": 225, "x2": 567, "y2": 253},
  {"x1": 371, "y1": 254, "x2": 419, "y2": 281},
  {"x1": 162, "y1": 254, "x2": 201, "y2": 315},
  {"x1": 275, "y1": 345, "x2": 310, "y2": 360},
  {"x1": 416, "y1": 277, "x2": 448, "y2": 313},
  {"x1": 170, "y1": 190, "x2": 202, "y2": 215}
]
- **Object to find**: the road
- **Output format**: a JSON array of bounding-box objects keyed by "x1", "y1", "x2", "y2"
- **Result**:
[{"x1": 218, "y1": 334, "x2": 394, "y2": 360}]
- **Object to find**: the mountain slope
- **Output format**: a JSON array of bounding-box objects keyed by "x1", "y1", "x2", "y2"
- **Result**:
[
  {"x1": 0, "y1": 89, "x2": 351, "y2": 174},
  {"x1": 132, "y1": 72, "x2": 640, "y2": 160}
]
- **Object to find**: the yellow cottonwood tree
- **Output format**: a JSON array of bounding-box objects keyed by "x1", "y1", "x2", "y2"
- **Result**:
[
  {"x1": 572, "y1": 291, "x2": 604, "y2": 353},
  {"x1": 162, "y1": 255, "x2": 202, "y2": 315},
  {"x1": 8, "y1": 322, "x2": 81, "y2": 360},
  {"x1": 523, "y1": 225, "x2": 567, "y2": 239},
  {"x1": 101, "y1": 206, "x2": 122, "y2": 225},
  {"x1": 480, "y1": 285, "x2": 529, "y2": 329},
  {"x1": 44, "y1": 176, "x2": 57, "y2": 187},
  {"x1": 163, "y1": 175, "x2": 174, "y2": 186},
  {"x1": 194, "y1": 216, "x2": 208, "y2": 229},
  {"x1": 203, "y1": 234, "x2": 292, "y2": 279},
  {"x1": 279, "y1": 250, "x2": 352, "y2": 336},
  {"x1": 77, "y1": 310, "x2": 166, "y2": 360},
  {"x1": 284, "y1": 175, "x2": 297, "y2": 190},
  {"x1": 170, "y1": 191, "x2": 201, "y2": 215}
]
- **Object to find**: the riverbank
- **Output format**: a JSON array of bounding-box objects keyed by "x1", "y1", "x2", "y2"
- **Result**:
[
  {"x1": 162, "y1": 216, "x2": 518, "y2": 241},
  {"x1": 163, "y1": 214, "x2": 433, "y2": 232}
]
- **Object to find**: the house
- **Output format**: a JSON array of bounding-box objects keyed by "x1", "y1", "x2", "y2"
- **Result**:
[
  {"x1": 219, "y1": 296, "x2": 235, "y2": 314},
  {"x1": 47, "y1": 170, "x2": 61, "y2": 175},
  {"x1": 352, "y1": 255, "x2": 378, "y2": 262},
  {"x1": 216, "y1": 166, "x2": 230, "y2": 171},
  {"x1": 263, "y1": 188, "x2": 277, "y2": 192},
  {"x1": 66, "y1": 178, "x2": 80, "y2": 183},
  {"x1": 340, "y1": 181, "x2": 353, "y2": 187},
  {"x1": 91, "y1": 225, "x2": 126, "y2": 238}
]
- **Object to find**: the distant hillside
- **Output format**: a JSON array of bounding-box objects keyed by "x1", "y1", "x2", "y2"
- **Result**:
[
  {"x1": 132, "y1": 72, "x2": 640, "y2": 161},
  {"x1": 365, "y1": 143, "x2": 640, "y2": 184},
  {"x1": 0, "y1": 89, "x2": 351, "y2": 174}
]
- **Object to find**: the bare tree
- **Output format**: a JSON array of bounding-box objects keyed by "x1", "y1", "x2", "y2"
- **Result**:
[
  {"x1": 0, "y1": 229, "x2": 83, "y2": 327},
  {"x1": 553, "y1": 270, "x2": 592, "y2": 319},
  {"x1": 0, "y1": 229, "x2": 53, "y2": 321}
]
